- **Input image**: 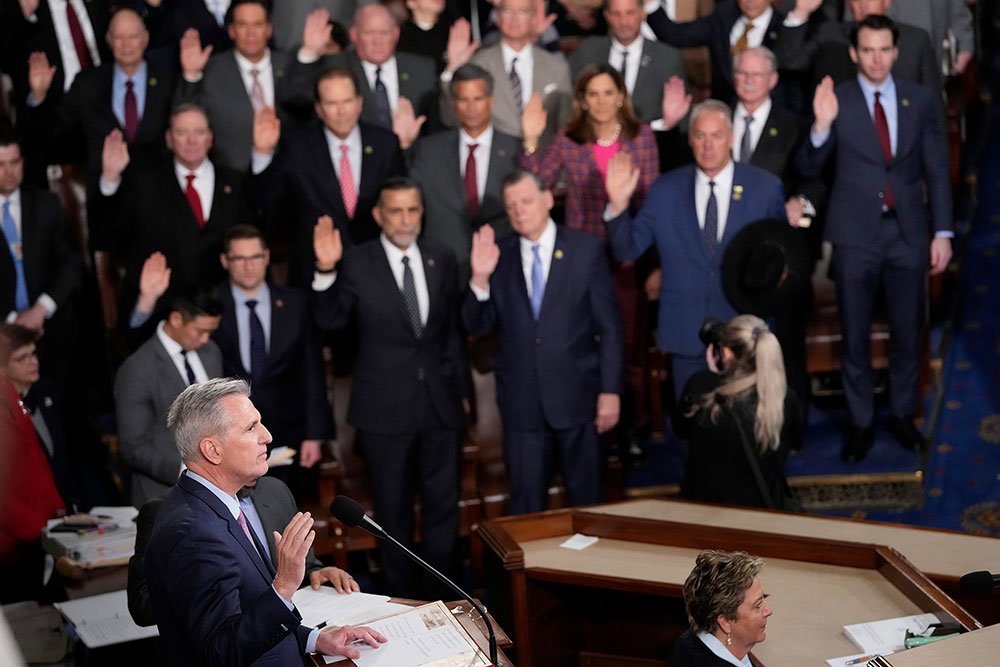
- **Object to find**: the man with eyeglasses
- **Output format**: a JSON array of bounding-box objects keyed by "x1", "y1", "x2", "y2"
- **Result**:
[
  {"x1": 211, "y1": 224, "x2": 333, "y2": 491},
  {"x1": 94, "y1": 102, "x2": 252, "y2": 346}
]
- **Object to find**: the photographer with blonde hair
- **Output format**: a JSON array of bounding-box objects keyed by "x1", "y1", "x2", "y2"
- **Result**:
[{"x1": 674, "y1": 314, "x2": 800, "y2": 509}]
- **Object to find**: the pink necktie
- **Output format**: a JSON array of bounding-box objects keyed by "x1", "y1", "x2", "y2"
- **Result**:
[
  {"x1": 236, "y1": 509, "x2": 263, "y2": 561},
  {"x1": 249, "y1": 68, "x2": 265, "y2": 112},
  {"x1": 339, "y1": 144, "x2": 357, "y2": 219}
]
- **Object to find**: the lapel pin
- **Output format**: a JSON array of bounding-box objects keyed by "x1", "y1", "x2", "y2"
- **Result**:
[
  {"x1": 640, "y1": 54, "x2": 651, "y2": 67},
  {"x1": 554, "y1": 249, "x2": 564, "y2": 259},
  {"x1": 732, "y1": 186, "x2": 743, "y2": 201},
  {"x1": 149, "y1": 77, "x2": 158, "y2": 87},
  {"x1": 427, "y1": 258, "x2": 435, "y2": 267},
  {"x1": 768, "y1": 127, "x2": 778, "y2": 136},
  {"x1": 44, "y1": 397, "x2": 53, "y2": 408},
  {"x1": 401, "y1": 71, "x2": 410, "y2": 81},
  {"x1": 901, "y1": 98, "x2": 910, "y2": 107},
  {"x1": 275, "y1": 299, "x2": 284, "y2": 308},
  {"x1": 277, "y1": 70, "x2": 285, "y2": 78},
  {"x1": 224, "y1": 185, "x2": 232, "y2": 194},
  {"x1": 364, "y1": 145, "x2": 374, "y2": 154}
]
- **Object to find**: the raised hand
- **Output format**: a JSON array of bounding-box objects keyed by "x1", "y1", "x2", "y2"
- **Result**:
[
  {"x1": 253, "y1": 106, "x2": 281, "y2": 155},
  {"x1": 391, "y1": 96, "x2": 426, "y2": 150},
  {"x1": 445, "y1": 18, "x2": 479, "y2": 74},
  {"x1": 18, "y1": 0, "x2": 40, "y2": 19},
  {"x1": 521, "y1": 93, "x2": 547, "y2": 148},
  {"x1": 661, "y1": 76, "x2": 692, "y2": 130},
  {"x1": 315, "y1": 625, "x2": 387, "y2": 660},
  {"x1": 272, "y1": 512, "x2": 315, "y2": 602},
  {"x1": 313, "y1": 215, "x2": 343, "y2": 271},
  {"x1": 102, "y1": 129, "x2": 131, "y2": 183},
  {"x1": 532, "y1": 0, "x2": 558, "y2": 40},
  {"x1": 604, "y1": 151, "x2": 640, "y2": 216},
  {"x1": 309, "y1": 566, "x2": 360, "y2": 593},
  {"x1": 812, "y1": 76, "x2": 838, "y2": 135},
  {"x1": 469, "y1": 224, "x2": 500, "y2": 290},
  {"x1": 135, "y1": 251, "x2": 171, "y2": 316},
  {"x1": 180, "y1": 28, "x2": 213, "y2": 79},
  {"x1": 28, "y1": 51, "x2": 56, "y2": 102},
  {"x1": 301, "y1": 8, "x2": 332, "y2": 59}
]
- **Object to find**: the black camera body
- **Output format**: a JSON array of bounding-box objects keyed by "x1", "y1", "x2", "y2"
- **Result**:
[{"x1": 699, "y1": 317, "x2": 726, "y2": 368}]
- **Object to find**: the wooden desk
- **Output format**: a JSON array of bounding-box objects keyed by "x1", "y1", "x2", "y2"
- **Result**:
[
  {"x1": 871, "y1": 623, "x2": 1000, "y2": 666},
  {"x1": 479, "y1": 502, "x2": 981, "y2": 667}
]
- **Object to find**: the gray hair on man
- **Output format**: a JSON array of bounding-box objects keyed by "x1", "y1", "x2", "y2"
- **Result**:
[
  {"x1": 732, "y1": 45, "x2": 778, "y2": 75},
  {"x1": 167, "y1": 377, "x2": 251, "y2": 463},
  {"x1": 690, "y1": 99, "x2": 734, "y2": 132}
]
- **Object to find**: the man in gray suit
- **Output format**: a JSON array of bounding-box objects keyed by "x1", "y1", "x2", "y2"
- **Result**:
[
  {"x1": 569, "y1": 0, "x2": 686, "y2": 123},
  {"x1": 114, "y1": 287, "x2": 223, "y2": 507},
  {"x1": 411, "y1": 64, "x2": 519, "y2": 285},
  {"x1": 441, "y1": 0, "x2": 572, "y2": 150},
  {"x1": 175, "y1": 0, "x2": 323, "y2": 170}
]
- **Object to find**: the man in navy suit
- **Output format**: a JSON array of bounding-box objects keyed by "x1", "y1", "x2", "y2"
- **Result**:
[
  {"x1": 798, "y1": 15, "x2": 952, "y2": 462},
  {"x1": 311, "y1": 177, "x2": 466, "y2": 599},
  {"x1": 464, "y1": 170, "x2": 624, "y2": 515},
  {"x1": 145, "y1": 378, "x2": 386, "y2": 665},
  {"x1": 605, "y1": 99, "x2": 787, "y2": 395}
]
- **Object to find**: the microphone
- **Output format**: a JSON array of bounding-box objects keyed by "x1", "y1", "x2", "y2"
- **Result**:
[
  {"x1": 958, "y1": 570, "x2": 1000, "y2": 596},
  {"x1": 330, "y1": 495, "x2": 498, "y2": 665}
]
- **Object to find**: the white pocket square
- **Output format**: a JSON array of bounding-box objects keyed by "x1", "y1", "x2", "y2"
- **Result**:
[{"x1": 542, "y1": 83, "x2": 558, "y2": 96}]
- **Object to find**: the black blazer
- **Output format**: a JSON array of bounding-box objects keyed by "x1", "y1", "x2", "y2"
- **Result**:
[
  {"x1": 250, "y1": 120, "x2": 405, "y2": 285},
  {"x1": 0, "y1": 185, "x2": 82, "y2": 315},
  {"x1": 313, "y1": 239, "x2": 466, "y2": 436},
  {"x1": 213, "y1": 281, "x2": 333, "y2": 448},
  {"x1": 668, "y1": 629, "x2": 742, "y2": 667},
  {"x1": 144, "y1": 0, "x2": 233, "y2": 66},
  {"x1": 91, "y1": 159, "x2": 252, "y2": 330}
]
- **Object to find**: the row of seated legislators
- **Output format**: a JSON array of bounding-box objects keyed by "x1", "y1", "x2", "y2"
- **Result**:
[{"x1": 0, "y1": 0, "x2": 967, "y2": 652}]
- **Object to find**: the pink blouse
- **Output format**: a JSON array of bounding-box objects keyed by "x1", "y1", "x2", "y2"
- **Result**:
[{"x1": 592, "y1": 140, "x2": 620, "y2": 178}]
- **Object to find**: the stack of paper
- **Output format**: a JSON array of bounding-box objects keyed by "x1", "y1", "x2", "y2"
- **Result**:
[
  {"x1": 53, "y1": 590, "x2": 159, "y2": 648},
  {"x1": 843, "y1": 613, "x2": 942, "y2": 654},
  {"x1": 291, "y1": 589, "x2": 392, "y2": 628},
  {"x1": 43, "y1": 506, "x2": 138, "y2": 568}
]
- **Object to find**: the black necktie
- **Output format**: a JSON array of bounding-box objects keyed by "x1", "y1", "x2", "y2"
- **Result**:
[
  {"x1": 374, "y1": 66, "x2": 392, "y2": 128},
  {"x1": 619, "y1": 50, "x2": 628, "y2": 82},
  {"x1": 401, "y1": 256, "x2": 422, "y2": 338},
  {"x1": 181, "y1": 351, "x2": 196, "y2": 385},
  {"x1": 740, "y1": 114, "x2": 753, "y2": 162},
  {"x1": 246, "y1": 299, "x2": 267, "y2": 382},
  {"x1": 703, "y1": 180, "x2": 719, "y2": 255}
]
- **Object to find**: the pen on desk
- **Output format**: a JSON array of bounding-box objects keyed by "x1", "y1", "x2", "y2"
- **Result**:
[
  {"x1": 845, "y1": 656, "x2": 872, "y2": 666},
  {"x1": 315, "y1": 621, "x2": 327, "y2": 630}
]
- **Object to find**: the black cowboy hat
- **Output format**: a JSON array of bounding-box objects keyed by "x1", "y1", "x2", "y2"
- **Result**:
[{"x1": 721, "y1": 218, "x2": 812, "y2": 317}]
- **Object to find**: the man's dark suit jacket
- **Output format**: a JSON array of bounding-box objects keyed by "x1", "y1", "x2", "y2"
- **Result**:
[
  {"x1": 26, "y1": 60, "x2": 177, "y2": 197},
  {"x1": 607, "y1": 163, "x2": 787, "y2": 356},
  {"x1": 213, "y1": 282, "x2": 333, "y2": 449},
  {"x1": 462, "y1": 225, "x2": 624, "y2": 430},
  {"x1": 144, "y1": 0, "x2": 233, "y2": 67},
  {"x1": 646, "y1": 0, "x2": 803, "y2": 104},
  {"x1": 313, "y1": 239, "x2": 466, "y2": 435},
  {"x1": 146, "y1": 472, "x2": 313, "y2": 665},
  {"x1": 568, "y1": 36, "x2": 686, "y2": 123},
  {"x1": 797, "y1": 77, "x2": 951, "y2": 248},
  {"x1": 175, "y1": 49, "x2": 317, "y2": 170},
  {"x1": 0, "y1": 185, "x2": 81, "y2": 317},
  {"x1": 129, "y1": 476, "x2": 323, "y2": 627},
  {"x1": 409, "y1": 128, "x2": 519, "y2": 285},
  {"x1": 251, "y1": 121, "x2": 405, "y2": 285},
  {"x1": 336, "y1": 50, "x2": 440, "y2": 133},
  {"x1": 91, "y1": 160, "x2": 252, "y2": 335}
]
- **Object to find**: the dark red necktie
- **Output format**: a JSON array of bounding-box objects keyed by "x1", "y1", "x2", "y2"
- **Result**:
[
  {"x1": 185, "y1": 173, "x2": 206, "y2": 227},
  {"x1": 464, "y1": 143, "x2": 479, "y2": 218},
  {"x1": 124, "y1": 79, "x2": 139, "y2": 142},
  {"x1": 873, "y1": 91, "x2": 895, "y2": 209},
  {"x1": 65, "y1": 2, "x2": 93, "y2": 70}
]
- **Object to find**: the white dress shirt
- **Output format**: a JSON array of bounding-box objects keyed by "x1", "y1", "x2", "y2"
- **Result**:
[
  {"x1": 609, "y1": 37, "x2": 644, "y2": 96},
  {"x1": 174, "y1": 158, "x2": 216, "y2": 222},
  {"x1": 729, "y1": 7, "x2": 773, "y2": 49},
  {"x1": 324, "y1": 124, "x2": 362, "y2": 186},
  {"x1": 459, "y1": 124, "x2": 494, "y2": 204},
  {"x1": 45, "y1": 0, "x2": 102, "y2": 91},
  {"x1": 500, "y1": 42, "x2": 534, "y2": 110},
  {"x1": 233, "y1": 49, "x2": 275, "y2": 107},
  {"x1": 360, "y1": 56, "x2": 400, "y2": 111},
  {"x1": 156, "y1": 320, "x2": 210, "y2": 385},
  {"x1": 381, "y1": 235, "x2": 429, "y2": 326},
  {"x1": 230, "y1": 282, "x2": 271, "y2": 374},
  {"x1": 2, "y1": 189, "x2": 57, "y2": 320},
  {"x1": 733, "y1": 97, "x2": 772, "y2": 159},
  {"x1": 694, "y1": 160, "x2": 734, "y2": 242},
  {"x1": 469, "y1": 218, "x2": 557, "y2": 301},
  {"x1": 696, "y1": 632, "x2": 753, "y2": 667}
]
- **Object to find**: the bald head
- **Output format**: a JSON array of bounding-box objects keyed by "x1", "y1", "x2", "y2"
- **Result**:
[
  {"x1": 107, "y1": 9, "x2": 149, "y2": 73},
  {"x1": 351, "y1": 4, "x2": 400, "y2": 65}
]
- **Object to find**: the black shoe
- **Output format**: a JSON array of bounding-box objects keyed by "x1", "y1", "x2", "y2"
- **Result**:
[
  {"x1": 889, "y1": 416, "x2": 926, "y2": 451},
  {"x1": 841, "y1": 426, "x2": 874, "y2": 463}
]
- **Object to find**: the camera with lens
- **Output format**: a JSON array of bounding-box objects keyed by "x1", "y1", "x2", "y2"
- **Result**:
[{"x1": 699, "y1": 317, "x2": 726, "y2": 368}]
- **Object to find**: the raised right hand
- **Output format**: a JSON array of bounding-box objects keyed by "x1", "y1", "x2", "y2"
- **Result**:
[
  {"x1": 28, "y1": 51, "x2": 56, "y2": 102},
  {"x1": 469, "y1": 224, "x2": 500, "y2": 289},
  {"x1": 134, "y1": 252, "x2": 171, "y2": 316},
  {"x1": 445, "y1": 19, "x2": 479, "y2": 74},
  {"x1": 660, "y1": 76, "x2": 692, "y2": 130},
  {"x1": 180, "y1": 28, "x2": 213, "y2": 78},
  {"x1": 102, "y1": 129, "x2": 131, "y2": 182},
  {"x1": 812, "y1": 76, "x2": 838, "y2": 135},
  {"x1": 253, "y1": 106, "x2": 281, "y2": 155},
  {"x1": 521, "y1": 93, "x2": 547, "y2": 146},
  {"x1": 272, "y1": 512, "x2": 315, "y2": 602},
  {"x1": 604, "y1": 151, "x2": 640, "y2": 216},
  {"x1": 301, "y1": 8, "x2": 332, "y2": 59},
  {"x1": 313, "y1": 215, "x2": 343, "y2": 271}
]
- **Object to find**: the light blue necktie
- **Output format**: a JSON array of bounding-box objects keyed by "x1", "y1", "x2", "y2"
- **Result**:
[
  {"x1": 2, "y1": 201, "x2": 30, "y2": 311},
  {"x1": 530, "y1": 243, "x2": 545, "y2": 319}
]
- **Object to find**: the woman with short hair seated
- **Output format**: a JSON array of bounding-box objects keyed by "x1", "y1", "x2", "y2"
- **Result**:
[
  {"x1": 669, "y1": 549, "x2": 772, "y2": 666},
  {"x1": 674, "y1": 314, "x2": 801, "y2": 510}
]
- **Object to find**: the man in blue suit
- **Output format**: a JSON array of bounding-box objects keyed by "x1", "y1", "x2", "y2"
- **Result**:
[
  {"x1": 465, "y1": 170, "x2": 624, "y2": 515},
  {"x1": 605, "y1": 99, "x2": 787, "y2": 395},
  {"x1": 145, "y1": 378, "x2": 386, "y2": 665},
  {"x1": 798, "y1": 15, "x2": 952, "y2": 462}
]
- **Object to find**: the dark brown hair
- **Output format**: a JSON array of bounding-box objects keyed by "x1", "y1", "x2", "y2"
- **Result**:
[{"x1": 565, "y1": 63, "x2": 639, "y2": 145}]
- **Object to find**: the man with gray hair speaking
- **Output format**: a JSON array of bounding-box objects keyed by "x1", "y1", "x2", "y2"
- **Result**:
[{"x1": 145, "y1": 377, "x2": 386, "y2": 665}]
